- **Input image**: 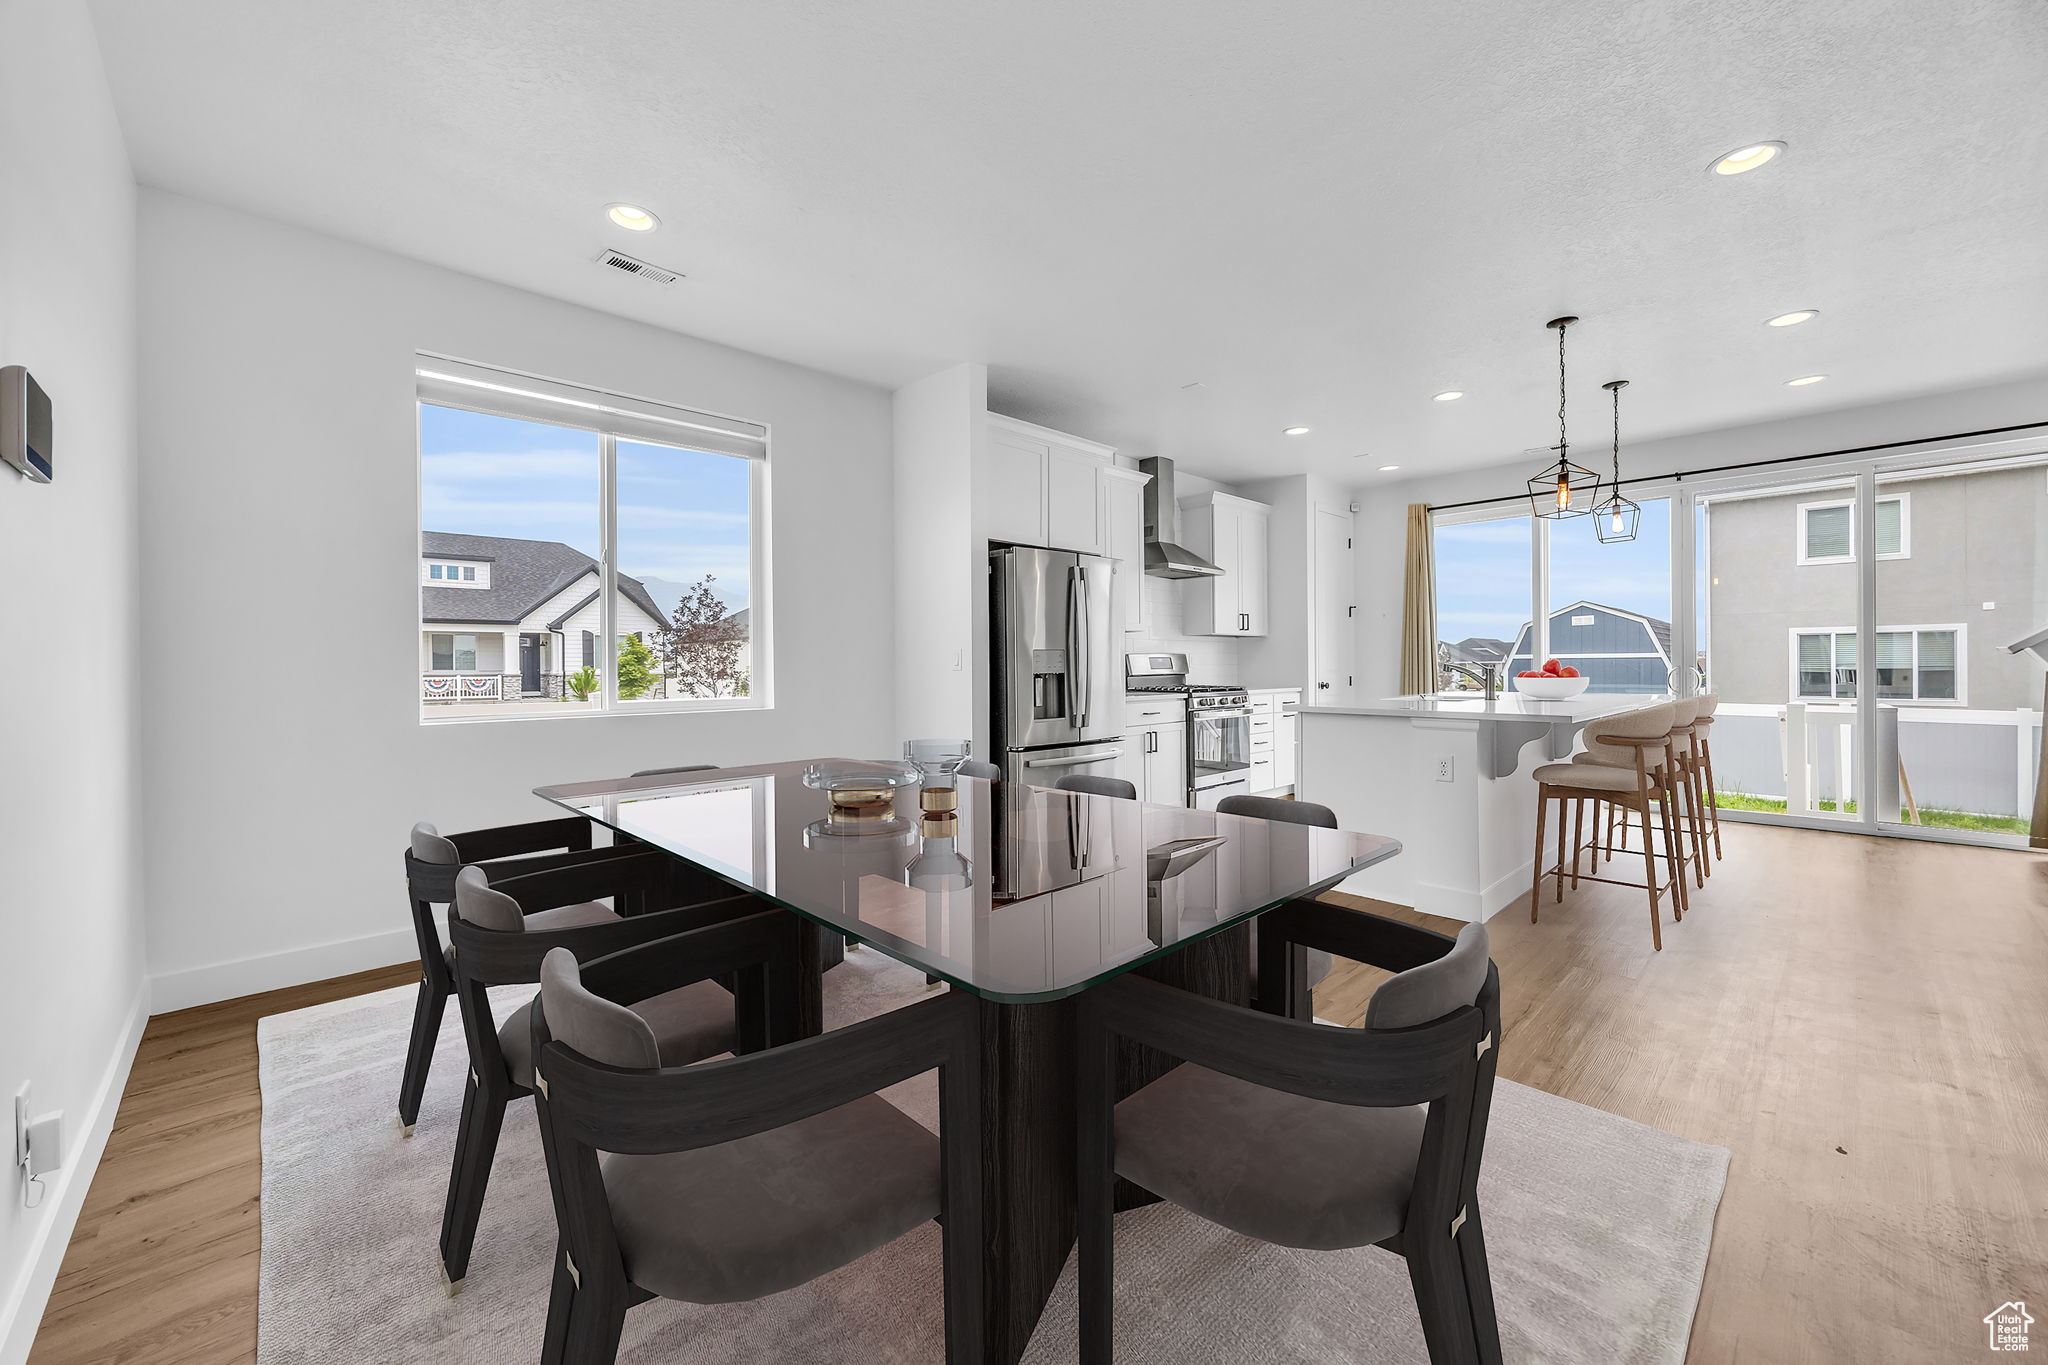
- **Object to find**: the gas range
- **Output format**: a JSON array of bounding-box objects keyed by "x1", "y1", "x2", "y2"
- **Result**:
[
  {"x1": 1125, "y1": 654, "x2": 1251, "y2": 710},
  {"x1": 1125, "y1": 682, "x2": 1251, "y2": 710}
]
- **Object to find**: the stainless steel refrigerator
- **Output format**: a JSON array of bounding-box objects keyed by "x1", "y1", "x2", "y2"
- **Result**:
[{"x1": 990, "y1": 545, "x2": 1123, "y2": 787}]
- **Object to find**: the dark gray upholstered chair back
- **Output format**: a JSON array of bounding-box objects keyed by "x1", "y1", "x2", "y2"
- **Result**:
[
  {"x1": 1364, "y1": 922, "x2": 1490, "y2": 1029},
  {"x1": 1215, "y1": 794, "x2": 1337, "y2": 828},
  {"x1": 631, "y1": 764, "x2": 719, "y2": 778},
  {"x1": 452, "y1": 864, "x2": 529, "y2": 932},
  {"x1": 955, "y1": 759, "x2": 1001, "y2": 782},
  {"x1": 411, "y1": 820, "x2": 463, "y2": 864},
  {"x1": 540, "y1": 948, "x2": 663, "y2": 1069},
  {"x1": 1057, "y1": 773, "x2": 1137, "y2": 800}
]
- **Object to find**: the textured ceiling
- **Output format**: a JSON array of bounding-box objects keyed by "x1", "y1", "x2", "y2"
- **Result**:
[{"x1": 86, "y1": 0, "x2": 2048, "y2": 480}]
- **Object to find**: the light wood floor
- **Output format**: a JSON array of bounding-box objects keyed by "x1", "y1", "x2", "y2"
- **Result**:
[{"x1": 28, "y1": 822, "x2": 2048, "y2": 1364}]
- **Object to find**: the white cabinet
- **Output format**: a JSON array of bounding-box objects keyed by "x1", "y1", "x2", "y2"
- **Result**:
[
  {"x1": 1248, "y1": 688, "x2": 1301, "y2": 794},
  {"x1": 1145, "y1": 723, "x2": 1188, "y2": 807},
  {"x1": 1119, "y1": 695, "x2": 1188, "y2": 806},
  {"x1": 1180, "y1": 491, "x2": 1271, "y2": 636},
  {"x1": 1099, "y1": 466, "x2": 1150, "y2": 635},
  {"x1": 980, "y1": 414, "x2": 1114, "y2": 554}
]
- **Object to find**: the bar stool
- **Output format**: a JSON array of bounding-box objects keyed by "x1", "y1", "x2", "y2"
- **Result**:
[
  {"x1": 1656, "y1": 696, "x2": 1709, "y2": 892},
  {"x1": 1691, "y1": 692, "x2": 1725, "y2": 861},
  {"x1": 1584, "y1": 698, "x2": 1701, "y2": 908},
  {"x1": 1530, "y1": 702, "x2": 1686, "y2": 950}
]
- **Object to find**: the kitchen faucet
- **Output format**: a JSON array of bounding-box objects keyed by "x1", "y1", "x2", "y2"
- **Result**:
[{"x1": 1441, "y1": 661, "x2": 1501, "y2": 701}]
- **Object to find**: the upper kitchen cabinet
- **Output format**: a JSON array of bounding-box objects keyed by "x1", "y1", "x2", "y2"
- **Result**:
[
  {"x1": 980, "y1": 414, "x2": 1115, "y2": 556},
  {"x1": 1180, "y1": 490, "x2": 1271, "y2": 636},
  {"x1": 1099, "y1": 465, "x2": 1151, "y2": 634}
]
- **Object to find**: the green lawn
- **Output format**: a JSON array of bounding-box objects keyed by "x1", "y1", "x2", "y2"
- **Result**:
[{"x1": 1713, "y1": 790, "x2": 2028, "y2": 836}]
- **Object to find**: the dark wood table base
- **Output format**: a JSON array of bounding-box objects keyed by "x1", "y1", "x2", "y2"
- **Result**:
[{"x1": 972, "y1": 925, "x2": 1252, "y2": 1365}]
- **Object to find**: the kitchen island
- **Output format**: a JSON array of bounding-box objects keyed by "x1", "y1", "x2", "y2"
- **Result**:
[{"x1": 1299, "y1": 693, "x2": 1672, "y2": 921}]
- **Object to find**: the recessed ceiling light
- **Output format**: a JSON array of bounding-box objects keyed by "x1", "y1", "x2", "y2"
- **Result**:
[
  {"x1": 1283, "y1": 426, "x2": 1312, "y2": 436},
  {"x1": 1432, "y1": 391, "x2": 1464, "y2": 402},
  {"x1": 1766, "y1": 310, "x2": 1820, "y2": 327},
  {"x1": 1710, "y1": 141, "x2": 1785, "y2": 176},
  {"x1": 1786, "y1": 374, "x2": 1828, "y2": 387},
  {"x1": 1378, "y1": 464, "x2": 1402, "y2": 471},
  {"x1": 606, "y1": 203, "x2": 660, "y2": 232}
]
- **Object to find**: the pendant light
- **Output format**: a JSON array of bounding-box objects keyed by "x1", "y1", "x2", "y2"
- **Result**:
[
  {"x1": 1593, "y1": 379, "x2": 1642, "y2": 544},
  {"x1": 1525, "y1": 316, "x2": 1600, "y2": 519}
]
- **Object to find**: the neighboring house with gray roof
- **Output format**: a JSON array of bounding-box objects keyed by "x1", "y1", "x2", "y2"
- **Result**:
[{"x1": 419, "y1": 532, "x2": 668, "y2": 702}]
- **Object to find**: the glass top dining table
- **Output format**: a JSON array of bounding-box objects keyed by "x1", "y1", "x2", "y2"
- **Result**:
[{"x1": 534, "y1": 759, "x2": 1402, "y2": 1004}]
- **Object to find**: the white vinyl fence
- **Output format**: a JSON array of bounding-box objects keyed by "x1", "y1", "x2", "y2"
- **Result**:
[{"x1": 1709, "y1": 701, "x2": 2042, "y2": 822}]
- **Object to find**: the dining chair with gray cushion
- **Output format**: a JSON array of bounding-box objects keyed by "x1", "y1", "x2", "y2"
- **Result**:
[
  {"x1": 400, "y1": 817, "x2": 650, "y2": 1134},
  {"x1": 629, "y1": 764, "x2": 720, "y2": 779},
  {"x1": 956, "y1": 759, "x2": 1002, "y2": 782},
  {"x1": 1215, "y1": 795, "x2": 1340, "y2": 1018},
  {"x1": 1078, "y1": 901, "x2": 1501, "y2": 1364},
  {"x1": 1057, "y1": 773, "x2": 1138, "y2": 800},
  {"x1": 438, "y1": 850, "x2": 762, "y2": 1290},
  {"x1": 530, "y1": 919, "x2": 985, "y2": 1365}
]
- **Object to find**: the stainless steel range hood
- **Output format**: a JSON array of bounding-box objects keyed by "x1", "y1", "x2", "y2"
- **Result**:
[{"x1": 1138, "y1": 457, "x2": 1223, "y2": 578}]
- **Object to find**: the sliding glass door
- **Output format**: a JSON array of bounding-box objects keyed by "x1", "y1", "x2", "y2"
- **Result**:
[
  {"x1": 1871, "y1": 459, "x2": 2046, "y2": 841},
  {"x1": 1697, "y1": 476, "x2": 1864, "y2": 824}
]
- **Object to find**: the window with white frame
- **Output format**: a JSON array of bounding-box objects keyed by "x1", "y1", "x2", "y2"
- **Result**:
[
  {"x1": 1797, "y1": 494, "x2": 1908, "y2": 564},
  {"x1": 1791, "y1": 626, "x2": 1962, "y2": 702},
  {"x1": 422, "y1": 560, "x2": 488, "y2": 587},
  {"x1": 417, "y1": 357, "x2": 768, "y2": 720}
]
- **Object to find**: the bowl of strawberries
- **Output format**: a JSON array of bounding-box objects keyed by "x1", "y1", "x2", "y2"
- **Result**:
[{"x1": 1512, "y1": 659, "x2": 1590, "y2": 699}]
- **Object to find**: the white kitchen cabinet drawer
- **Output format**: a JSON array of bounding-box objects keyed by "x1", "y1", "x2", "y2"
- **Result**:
[
  {"x1": 1250, "y1": 753, "x2": 1277, "y2": 791},
  {"x1": 1123, "y1": 695, "x2": 1187, "y2": 729}
]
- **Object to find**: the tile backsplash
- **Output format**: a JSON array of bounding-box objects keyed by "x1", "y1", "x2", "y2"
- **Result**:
[{"x1": 1123, "y1": 572, "x2": 1244, "y2": 683}]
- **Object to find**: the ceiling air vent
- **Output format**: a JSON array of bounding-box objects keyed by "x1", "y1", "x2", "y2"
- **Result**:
[{"x1": 593, "y1": 248, "x2": 682, "y2": 285}]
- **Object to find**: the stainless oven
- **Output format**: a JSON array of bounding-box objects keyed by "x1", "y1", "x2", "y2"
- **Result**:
[{"x1": 1189, "y1": 703, "x2": 1251, "y2": 804}]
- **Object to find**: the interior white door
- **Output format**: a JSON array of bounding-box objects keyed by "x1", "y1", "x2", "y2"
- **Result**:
[{"x1": 1314, "y1": 506, "x2": 1357, "y2": 704}]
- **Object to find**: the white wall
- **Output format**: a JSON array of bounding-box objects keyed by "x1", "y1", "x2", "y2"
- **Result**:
[
  {"x1": 1348, "y1": 374, "x2": 2048, "y2": 695},
  {"x1": 0, "y1": 1, "x2": 147, "y2": 1359},
  {"x1": 137, "y1": 190, "x2": 898, "y2": 1010}
]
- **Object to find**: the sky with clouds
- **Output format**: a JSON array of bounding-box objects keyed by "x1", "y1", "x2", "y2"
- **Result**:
[
  {"x1": 420, "y1": 404, "x2": 751, "y2": 614},
  {"x1": 1436, "y1": 499, "x2": 1673, "y2": 645}
]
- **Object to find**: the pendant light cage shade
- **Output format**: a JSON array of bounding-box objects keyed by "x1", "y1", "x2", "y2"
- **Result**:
[
  {"x1": 1525, "y1": 315, "x2": 1598, "y2": 519},
  {"x1": 1527, "y1": 447, "x2": 1603, "y2": 520},
  {"x1": 1594, "y1": 489, "x2": 1643, "y2": 542},
  {"x1": 1593, "y1": 377, "x2": 1639, "y2": 542}
]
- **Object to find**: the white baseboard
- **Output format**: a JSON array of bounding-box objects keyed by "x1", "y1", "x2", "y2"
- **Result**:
[
  {"x1": 0, "y1": 982, "x2": 150, "y2": 1365},
  {"x1": 148, "y1": 927, "x2": 417, "y2": 1014}
]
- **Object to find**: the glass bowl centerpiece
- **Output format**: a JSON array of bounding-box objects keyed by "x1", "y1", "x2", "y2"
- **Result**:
[{"x1": 802, "y1": 758, "x2": 922, "y2": 836}]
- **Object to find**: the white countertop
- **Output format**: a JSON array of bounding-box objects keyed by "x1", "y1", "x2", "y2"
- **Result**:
[{"x1": 1302, "y1": 693, "x2": 1672, "y2": 726}]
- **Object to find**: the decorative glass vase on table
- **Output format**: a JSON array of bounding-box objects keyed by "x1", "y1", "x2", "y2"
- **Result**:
[
  {"x1": 904, "y1": 738, "x2": 974, "y2": 815},
  {"x1": 801, "y1": 758, "x2": 922, "y2": 838}
]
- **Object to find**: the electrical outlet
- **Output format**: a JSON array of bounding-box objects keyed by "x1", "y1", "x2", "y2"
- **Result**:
[{"x1": 1435, "y1": 757, "x2": 1454, "y2": 783}]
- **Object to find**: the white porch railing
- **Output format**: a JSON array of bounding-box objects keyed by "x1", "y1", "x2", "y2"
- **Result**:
[
  {"x1": 1715, "y1": 701, "x2": 2043, "y2": 822},
  {"x1": 422, "y1": 673, "x2": 503, "y2": 701}
]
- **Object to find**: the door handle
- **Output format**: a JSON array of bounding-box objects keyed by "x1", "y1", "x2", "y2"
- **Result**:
[
  {"x1": 1069, "y1": 566, "x2": 1091, "y2": 730},
  {"x1": 1022, "y1": 749, "x2": 1124, "y2": 768}
]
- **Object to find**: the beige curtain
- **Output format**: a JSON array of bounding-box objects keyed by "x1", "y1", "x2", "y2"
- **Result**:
[{"x1": 1400, "y1": 503, "x2": 1437, "y2": 696}]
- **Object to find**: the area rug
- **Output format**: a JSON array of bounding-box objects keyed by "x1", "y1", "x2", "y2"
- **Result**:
[{"x1": 257, "y1": 951, "x2": 1727, "y2": 1364}]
